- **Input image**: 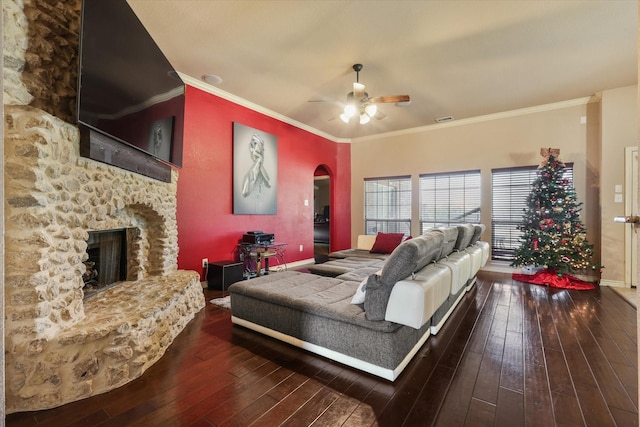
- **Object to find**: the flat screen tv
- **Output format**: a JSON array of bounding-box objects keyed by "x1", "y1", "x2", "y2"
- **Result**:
[{"x1": 77, "y1": 0, "x2": 184, "y2": 168}]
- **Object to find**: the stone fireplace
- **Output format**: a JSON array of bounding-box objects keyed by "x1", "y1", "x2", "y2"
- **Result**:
[{"x1": 3, "y1": 0, "x2": 205, "y2": 413}]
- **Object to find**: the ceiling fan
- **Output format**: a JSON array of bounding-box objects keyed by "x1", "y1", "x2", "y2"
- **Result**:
[{"x1": 338, "y1": 64, "x2": 411, "y2": 124}]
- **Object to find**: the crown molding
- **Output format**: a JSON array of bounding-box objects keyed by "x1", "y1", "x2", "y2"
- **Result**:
[
  {"x1": 351, "y1": 96, "x2": 596, "y2": 143},
  {"x1": 179, "y1": 73, "x2": 350, "y2": 143},
  {"x1": 182, "y1": 71, "x2": 598, "y2": 145}
]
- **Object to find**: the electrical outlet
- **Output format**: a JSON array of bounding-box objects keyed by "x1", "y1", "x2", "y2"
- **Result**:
[
  {"x1": 202, "y1": 258, "x2": 208, "y2": 268},
  {"x1": 299, "y1": 245, "x2": 303, "y2": 252}
]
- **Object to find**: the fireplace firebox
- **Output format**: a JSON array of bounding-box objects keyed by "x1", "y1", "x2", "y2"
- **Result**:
[{"x1": 83, "y1": 228, "x2": 136, "y2": 299}]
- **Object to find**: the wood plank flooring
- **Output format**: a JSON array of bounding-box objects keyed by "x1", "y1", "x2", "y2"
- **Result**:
[{"x1": 6, "y1": 271, "x2": 638, "y2": 426}]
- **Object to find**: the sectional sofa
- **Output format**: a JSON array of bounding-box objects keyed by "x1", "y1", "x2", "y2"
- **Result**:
[{"x1": 228, "y1": 224, "x2": 489, "y2": 381}]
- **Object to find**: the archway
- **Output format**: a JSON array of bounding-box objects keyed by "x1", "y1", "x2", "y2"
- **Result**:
[{"x1": 314, "y1": 165, "x2": 331, "y2": 263}]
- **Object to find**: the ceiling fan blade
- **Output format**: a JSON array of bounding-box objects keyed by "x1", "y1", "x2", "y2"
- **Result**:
[
  {"x1": 370, "y1": 95, "x2": 410, "y2": 104},
  {"x1": 374, "y1": 110, "x2": 386, "y2": 120},
  {"x1": 353, "y1": 82, "x2": 366, "y2": 100}
]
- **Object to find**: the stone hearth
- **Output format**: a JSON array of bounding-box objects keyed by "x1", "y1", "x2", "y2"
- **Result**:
[{"x1": 3, "y1": 0, "x2": 205, "y2": 413}]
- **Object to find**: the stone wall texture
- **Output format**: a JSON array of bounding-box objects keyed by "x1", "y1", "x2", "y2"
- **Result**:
[
  {"x1": 4, "y1": 0, "x2": 81, "y2": 121},
  {"x1": 3, "y1": 0, "x2": 205, "y2": 413}
]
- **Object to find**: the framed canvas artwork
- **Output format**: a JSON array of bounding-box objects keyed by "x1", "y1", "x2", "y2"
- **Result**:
[{"x1": 233, "y1": 123, "x2": 278, "y2": 214}]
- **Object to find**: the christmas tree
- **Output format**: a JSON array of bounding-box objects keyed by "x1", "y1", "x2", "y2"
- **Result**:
[{"x1": 511, "y1": 148, "x2": 601, "y2": 275}]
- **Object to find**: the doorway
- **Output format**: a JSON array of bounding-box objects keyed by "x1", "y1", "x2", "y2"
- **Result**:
[
  {"x1": 625, "y1": 146, "x2": 637, "y2": 287},
  {"x1": 314, "y1": 167, "x2": 331, "y2": 263}
]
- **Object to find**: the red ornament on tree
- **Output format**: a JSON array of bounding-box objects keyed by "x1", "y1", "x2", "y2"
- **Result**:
[{"x1": 532, "y1": 238, "x2": 539, "y2": 250}]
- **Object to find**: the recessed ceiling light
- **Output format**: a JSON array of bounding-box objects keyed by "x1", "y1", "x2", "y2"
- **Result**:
[{"x1": 201, "y1": 74, "x2": 223, "y2": 85}]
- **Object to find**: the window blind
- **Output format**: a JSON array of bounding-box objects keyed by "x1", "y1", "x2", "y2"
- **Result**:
[
  {"x1": 364, "y1": 176, "x2": 411, "y2": 235},
  {"x1": 419, "y1": 170, "x2": 481, "y2": 233}
]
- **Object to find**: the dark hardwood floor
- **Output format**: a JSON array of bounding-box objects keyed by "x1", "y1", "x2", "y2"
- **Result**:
[{"x1": 6, "y1": 271, "x2": 638, "y2": 426}]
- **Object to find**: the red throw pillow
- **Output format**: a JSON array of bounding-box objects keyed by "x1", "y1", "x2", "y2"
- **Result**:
[{"x1": 370, "y1": 232, "x2": 405, "y2": 254}]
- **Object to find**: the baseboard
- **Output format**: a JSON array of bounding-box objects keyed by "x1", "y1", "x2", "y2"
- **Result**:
[
  {"x1": 599, "y1": 279, "x2": 627, "y2": 288},
  {"x1": 268, "y1": 257, "x2": 316, "y2": 272},
  {"x1": 480, "y1": 263, "x2": 517, "y2": 274}
]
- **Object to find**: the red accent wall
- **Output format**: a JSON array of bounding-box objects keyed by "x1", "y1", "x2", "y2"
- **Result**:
[{"x1": 177, "y1": 86, "x2": 351, "y2": 278}]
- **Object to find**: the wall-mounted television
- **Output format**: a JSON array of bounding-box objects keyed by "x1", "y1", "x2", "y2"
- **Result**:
[{"x1": 77, "y1": 0, "x2": 184, "y2": 169}]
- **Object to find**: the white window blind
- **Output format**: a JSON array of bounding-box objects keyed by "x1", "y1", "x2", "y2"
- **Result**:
[
  {"x1": 419, "y1": 170, "x2": 481, "y2": 234},
  {"x1": 364, "y1": 176, "x2": 411, "y2": 235},
  {"x1": 491, "y1": 164, "x2": 573, "y2": 261}
]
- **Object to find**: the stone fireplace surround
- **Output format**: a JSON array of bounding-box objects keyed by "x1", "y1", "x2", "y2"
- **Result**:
[
  {"x1": 4, "y1": 105, "x2": 205, "y2": 413},
  {"x1": 4, "y1": 0, "x2": 205, "y2": 413}
]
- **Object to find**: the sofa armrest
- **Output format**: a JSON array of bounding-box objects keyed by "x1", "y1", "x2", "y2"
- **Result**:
[{"x1": 384, "y1": 263, "x2": 451, "y2": 329}]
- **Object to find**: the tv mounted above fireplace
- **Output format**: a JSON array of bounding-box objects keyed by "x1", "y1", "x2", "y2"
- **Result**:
[{"x1": 77, "y1": 0, "x2": 185, "y2": 173}]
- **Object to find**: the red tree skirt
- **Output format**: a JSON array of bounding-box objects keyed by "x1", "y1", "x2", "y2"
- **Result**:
[{"x1": 512, "y1": 269, "x2": 595, "y2": 291}]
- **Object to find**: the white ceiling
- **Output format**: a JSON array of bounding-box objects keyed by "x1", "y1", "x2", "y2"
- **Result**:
[{"x1": 127, "y1": 0, "x2": 638, "y2": 141}]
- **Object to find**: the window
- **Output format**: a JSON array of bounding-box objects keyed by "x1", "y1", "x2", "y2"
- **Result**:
[
  {"x1": 419, "y1": 170, "x2": 481, "y2": 233},
  {"x1": 364, "y1": 176, "x2": 411, "y2": 235},
  {"x1": 491, "y1": 164, "x2": 573, "y2": 261}
]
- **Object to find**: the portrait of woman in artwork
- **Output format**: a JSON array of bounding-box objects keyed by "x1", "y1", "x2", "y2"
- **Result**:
[{"x1": 233, "y1": 123, "x2": 278, "y2": 214}]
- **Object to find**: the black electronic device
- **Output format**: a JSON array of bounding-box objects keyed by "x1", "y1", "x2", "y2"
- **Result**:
[
  {"x1": 207, "y1": 261, "x2": 243, "y2": 291},
  {"x1": 77, "y1": 0, "x2": 185, "y2": 168},
  {"x1": 242, "y1": 232, "x2": 275, "y2": 244}
]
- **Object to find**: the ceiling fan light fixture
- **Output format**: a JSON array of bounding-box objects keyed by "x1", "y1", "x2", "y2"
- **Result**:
[
  {"x1": 344, "y1": 104, "x2": 357, "y2": 118},
  {"x1": 333, "y1": 64, "x2": 410, "y2": 126},
  {"x1": 364, "y1": 103, "x2": 377, "y2": 117}
]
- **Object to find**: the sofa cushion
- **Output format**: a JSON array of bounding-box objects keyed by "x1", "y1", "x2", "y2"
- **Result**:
[
  {"x1": 337, "y1": 266, "x2": 383, "y2": 282},
  {"x1": 470, "y1": 224, "x2": 486, "y2": 245},
  {"x1": 357, "y1": 234, "x2": 377, "y2": 250},
  {"x1": 364, "y1": 232, "x2": 444, "y2": 320},
  {"x1": 328, "y1": 248, "x2": 389, "y2": 260},
  {"x1": 308, "y1": 257, "x2": 384, "y2": 277},
  {"x1": 351, "y1": 278, "x2": 368, "y2": 304},
  {"x1": 370, "y1": 232, "x2": 405, "y2": 254},
  {"x1": 431, "y1": 227, "x2": 459, "y2": 259},
  {"x1": 454, "y1": 224, "x2": 475, "y2": 250},
  {"x1": 349, "y1": 267, "x2": 384, "y2": 305}
]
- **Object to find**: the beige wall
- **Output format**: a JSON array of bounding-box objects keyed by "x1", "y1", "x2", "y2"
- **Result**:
[
  {"x1": 601, "y1": 85, "x2": 639, "y2": 286},
  {"x1": 350, "y1": 96, "x2": 616, "y2": 274}
]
